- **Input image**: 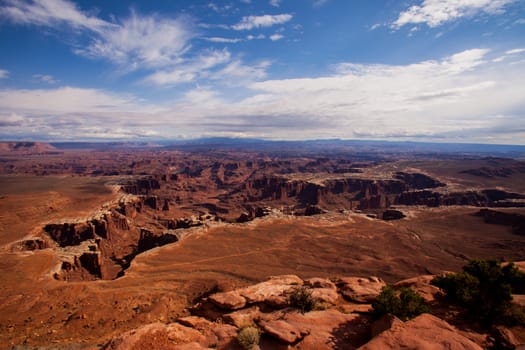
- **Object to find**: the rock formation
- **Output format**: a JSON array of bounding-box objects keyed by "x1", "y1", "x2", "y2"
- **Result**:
[{"x1": 103, "y1": 273, "x2": 525, "y2": 349}]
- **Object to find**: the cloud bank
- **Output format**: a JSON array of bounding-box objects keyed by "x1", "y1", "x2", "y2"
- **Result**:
[{"x1": 1, "y1": 48, "x2": 524, "y2": 143}]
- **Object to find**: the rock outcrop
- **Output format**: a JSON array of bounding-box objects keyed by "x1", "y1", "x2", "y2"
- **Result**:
[
  {"x1": 45, "y1": 192, "x2": 192, "y2": 281},
  {"x1": 242, "y1": 174, "x2": 525, "y2": 211},
  {"x1": 101, "y1": 269, "x2": 525, "y2": 350},
  {"x1": 358, "y1": 314, "x2": 484, "y2": 350},
  {"x1": 337, "y1": 276, "x2": 386, "y2": 303},
  {"x1": 474, "y1": 208, "x2": 525, "y2": 235},
  {"x1": 104, "y1": 273, "x2": 506, "y2": 350}
]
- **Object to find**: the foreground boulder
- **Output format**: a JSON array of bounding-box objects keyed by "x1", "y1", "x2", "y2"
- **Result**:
[
  {"x1": 258, "y1": 319, "x2": 310, "y2": 344},
  {"x1": 104, "y1": 322, "x2": 207, "y2": 350},
  {"x1": 358, "y1": 314, "x2": 483, "y2": 350},
  {"x1": 206, "y1": 274, "x2": 303, "y2": 311},
  {"x1": 104, "y1": 320, "x2": 236, "y2": 350},
  {"x1": 338, "y1": 276, "x2": 386, "y2": 303},
  {"x1": 240, "y1": 274, "x2": 303, "y2": 304},
  {"x1": 208, "y1": 291, "x2": 247, "y2": 310},
  {"x1": 394, "y1": 275, "x2": 442, "y2": 302}
]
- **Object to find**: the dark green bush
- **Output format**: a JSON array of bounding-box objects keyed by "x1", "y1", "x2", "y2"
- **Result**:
[
  {"x1": 431, "y1": 259, "x2": 525, "y2": 327},
  {"x1": 372, "y1": 285, "x2": 430, "y2": 321},
  {"x1": 289, "y1": 286, "x2": 316, "y2": 313}
]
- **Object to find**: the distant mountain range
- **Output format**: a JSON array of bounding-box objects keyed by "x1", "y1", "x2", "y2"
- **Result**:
[{"x1": 1, "y1": 139, "x2": 525, "y2": 158}]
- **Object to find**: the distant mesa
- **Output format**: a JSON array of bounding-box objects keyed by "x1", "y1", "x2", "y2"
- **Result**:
[{"x1": 0, "y1": 141, "x2": 58, "y2": 154}]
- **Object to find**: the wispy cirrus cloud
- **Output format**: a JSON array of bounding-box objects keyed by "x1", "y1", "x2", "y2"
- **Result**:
[
  {"x1": 0, "y1": 69, "x2": 8, "y2": 79},
  {"x1": 143, "y1": 49, "x2": 271, "y2": 86},
  {"x1": 0, "y1": 0, "x2": 112, "y2": 32},
  {"x1": 232, "y1": 14, "x2": 292, "y2": 30},
  {"x1": 393, "y1": 0, "x2": 517, "y2": 29},
  {"x1": 33, "y1": 74, "x2": 58, "y2": 84},
  {"x1": 144, "y1": 49, "x2": 232, "y2": 85},
  {"x1": 211, "y1": 59, "x2": 271, "y2": 85},
  {"x1": 506, "y1": 48, "x2": 525, "y2": 55},
  {"x1": 74, "y1": 11, "x2": 194, "y2": 70},
  {"x1": 1, "y1": 0, "x2": 194, "y2": 71},
  {"x1": 203, "y1": 36, "x2": 243, "y2": 43},
  {"x1": 313, "y1": 0, "x2": 329, "y2": 7}
]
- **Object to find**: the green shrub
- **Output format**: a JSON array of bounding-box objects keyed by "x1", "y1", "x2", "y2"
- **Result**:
[
  {"x1": 289, "y1": 286, "x2": 316, "y2": 313},
  {"x1": 237, "y1": 326, "x2": 260, "y2": 349},
  {"x1": 372, "y1": 286, "x2": 430, "y2": 321},
  {"x1": 431, "y1": 259, "x2": 525, "y2": 327}
]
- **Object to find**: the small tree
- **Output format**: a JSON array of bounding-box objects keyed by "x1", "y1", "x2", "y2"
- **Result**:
[
  {"x1": 431, "y1": 259, "x2": 525, "y2": 327},
  {"x1": 372, "y1": 286, "x2": 430, "y2": 321},
  {"x1": 289, "y1": 286, "x2": 316, "y2": 313}
]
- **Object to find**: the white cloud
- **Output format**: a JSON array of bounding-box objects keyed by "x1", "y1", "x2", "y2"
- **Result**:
[
  {"x1": 232, "y1": 14, "x2": 292, "y2": 30},
  {"x1": 506, "y1": 48, "x2": 525, "y2": 55},
  {"x1": 144, "y1": 48, "x2": 271, "y2": 87},
  {"x1": 212, "y1": 60, "x2": 271, "y2": 85},
  {"x1": 144, "y1": 49, "x2": 232, "y2": 85},
  {"x1": 204, "y1": 37, "x2": 243, "y2": 43},
  {"x1": 0, "y1": 69, "x2": 8, "y2": 79},
  {"x1": 269, "y1": 33, "x2": 284, "y2": 41},
  {"x1": 156, "y1": 48, "x2": 522, "y2": 143},
  {"x1": 207, "y1": 2, "x2": 234, "y2": 13},
  {"x1": 75, "y1": 11, "x2": 194, "y2": 70},
  {"x1": 0, "y1": 86, "x2": 141, "y2": 114},
  {"x1": 270, "y1": 0, "x2": 281, "y2": 7},
  {"x1": 491, "y1": 48, "x2": 525, "y2": 64},
  {"x1": 247, "y1": 34, "x2": 266, "y2": 40},
  {"x1": 33, "y1": 74, "x2": 58, "y2": 84},
  {"x1": 1, "y1": 1, "x2": 195, "y2": 71},
  {"x1": 393, "y1": 0, "x2": 517, "y2": 29},
  {"x1": 0, "y1": 87, "x2": 163, "y2": 140},
  {"x1": 0, "y1": 0, "x2": 112, "y2": 33},
  {"x1": 0, "y1": 44, "x2": 523, "y2": 143},
  {"x1": 313, "y1": 0, "x2": 329, "y2": 7}
]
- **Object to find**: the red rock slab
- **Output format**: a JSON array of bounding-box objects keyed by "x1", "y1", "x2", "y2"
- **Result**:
[
  {"x1": 239, "y1": 275, "x2": 303, "y2": 304},
  {"x1": 208, "y1": 291, "x2": 247, "y2": 310},
  {"x1": 282, "y1": 309, "x2": 364, "y2": 349},
  {"x1": 211, "y1": 323, "x2": 239, "y2": 349},
  {"x1": 105, "y1": 322, "x2": 207, "y2": 350},
  {"x1": 259, "y1": 319, "x2": 310, "y2": 344},
  {"x1": 339, "y1": 303, "x2": 372, "y2": 314},
  {"x1": 311, "y1": 287, "x2": 339, "y2": 305},
  {"x1": 177, "y1": 316, "x2": 213, "y2": 330},
  {"x1": 338, "y1": 276, "x2": 386, "y2": 303},
  {"x1": 394, "y1": 275, "x2": 442, "y2": 302},
  {"x1": 358, "y1": 313, "x2": 483, "y2": 350},
  {"x1": 370, "y1": 314, "x2": 403, "y2": 338},
  {"x1": 304, "y1": 277, "x2": 337, "y2": 290},
  {"x1": 223, "y1": 306, "x2": 260, "y2": 328}
]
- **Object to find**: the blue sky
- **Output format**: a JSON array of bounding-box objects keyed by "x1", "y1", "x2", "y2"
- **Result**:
[{"x1": 0, "y1": 0, "x2": 524, "y2": 144}]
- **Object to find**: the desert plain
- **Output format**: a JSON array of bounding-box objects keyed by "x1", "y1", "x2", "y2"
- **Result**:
[{"x1": 1, "y1": 140, "x2": 525, "y2": 349}]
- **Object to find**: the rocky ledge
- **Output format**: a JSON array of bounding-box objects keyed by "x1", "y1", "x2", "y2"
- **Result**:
[{"x1": 103, "y1": 274, "x2": 525, "y2": 349}]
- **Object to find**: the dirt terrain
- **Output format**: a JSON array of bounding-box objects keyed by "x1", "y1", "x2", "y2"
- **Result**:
[{"x1": 1, "y1": 141, "x2": 525, "y2": 348}]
